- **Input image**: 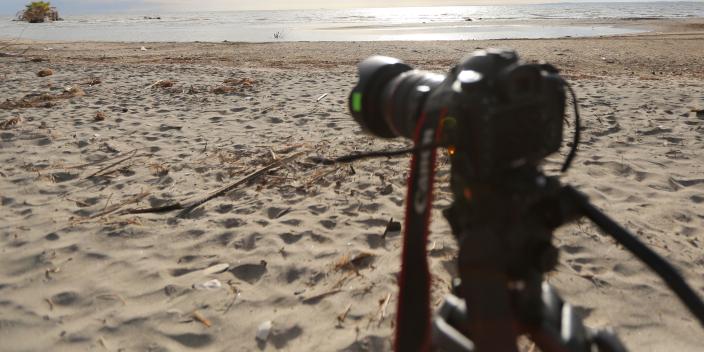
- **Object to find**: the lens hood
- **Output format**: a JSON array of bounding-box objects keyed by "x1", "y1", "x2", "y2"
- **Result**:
[{"x1": 349, "y1": 56, "x2": 412, "y2": 138}]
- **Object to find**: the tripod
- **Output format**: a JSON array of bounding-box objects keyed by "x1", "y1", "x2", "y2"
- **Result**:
[
  {"x1": 341, "y1": 49, "x2": 704, "y2": 351},
  {"x1": 430, "y1": 167, "x2": 703, "y2": 352}
]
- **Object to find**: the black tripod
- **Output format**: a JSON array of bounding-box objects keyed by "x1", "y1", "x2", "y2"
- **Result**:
[
  {"x1": 431, "y1": 167, "x2": 704, "y2": 352},
  {"x1": 341, "y1": 49, "x2": 704, "y2": 351}
]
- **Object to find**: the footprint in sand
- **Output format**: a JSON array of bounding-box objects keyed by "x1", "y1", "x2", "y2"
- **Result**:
[
  {"x1": 51, "y1": 291, "x2": 80, "y2": 306},
  {"x1": 229, "y1": 260, "x2": 267, "y2": 284},
  {"x1": 165, "y1": 333, "x2": 214, "y2": 348},
  {"x1": 279, "y1": 232, "x2": 303, "y2": 244}
]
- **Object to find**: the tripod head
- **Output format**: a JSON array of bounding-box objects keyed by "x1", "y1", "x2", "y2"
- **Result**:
[{"x1": 338, "y1": 49, "x2": 704, "y2": 351}]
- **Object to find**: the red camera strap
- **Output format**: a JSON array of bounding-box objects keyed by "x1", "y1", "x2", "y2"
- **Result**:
[{"x1": 394, "y1": 109, "x2": 446, "y2": 352}]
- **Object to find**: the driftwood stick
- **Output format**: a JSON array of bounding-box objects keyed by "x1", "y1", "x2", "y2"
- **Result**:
[
  {"x1": 379, "y1": 293, "x2": 392, "y2": 322},
  {"x1": 302, "y1": 289, "x2": 342, "y2": 305},
  {"x1": 124, "y1": 152, "x2": 305, "y2": 216},
  {"x1": 65, "y1": 149, "x2": 138, "y2": 170},
  {"x1": 303, "y1": 166, "x2": 339, "y2": 187},
  {"x1": 122, "y1": 203, "x2": 185, "y2": 215},
  {"x1": 88, "y1": 191, "x2": 150, "y2": 219},
  {"x1": 371, "y1": 292, "x2": 392, "y2": 328},
  {"x1": 66, "y1": 197, "x2": 91, "y2": 207},
  {"x1": 176, "y1": 152, "x2": 305, "y2": 217},
  {"x1": 193, "y1": 310, "x2": 212, "y2": 328},
  {"x1": 85, "y1": 150, "x2": 138, "y2": 179},
  {"x1": 274, "y1": 143, "x2": 306, "y2": 154},
  {"x1": 337, "y1": 303, "x2": 352, "y2": 325}
]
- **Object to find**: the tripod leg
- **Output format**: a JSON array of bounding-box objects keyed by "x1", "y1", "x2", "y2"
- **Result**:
[
  {"x1": 461, "y1": 276, "x2": 519, "y2": 352},
  {"x1": 591, "y1": 330, "x2": 628, "y2": 352},
  {"x1": 457, "y1": 231, "x2": 520, "y2": 352},
  {"x1": 529, "y1": 283, "x2": 628, "y2": 352},
  {"x1": 432, "y1": 294, "x2": 475, "y2": 352},
  {"x1": 563, "y1": 186, "x2": 704, "y2": 327}
]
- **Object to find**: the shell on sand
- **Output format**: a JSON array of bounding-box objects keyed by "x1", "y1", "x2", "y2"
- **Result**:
[
  {"x1": 256, "y1": 320, "x2": 273, "y2": 341},
  {"x1": 201, "y1": 263, "x2": 230, "y2": 275}
]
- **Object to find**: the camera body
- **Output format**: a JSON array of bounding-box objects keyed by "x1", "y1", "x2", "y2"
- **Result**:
[{"x1": 349, "y1": 49, "x2": 566, "y2": 181}]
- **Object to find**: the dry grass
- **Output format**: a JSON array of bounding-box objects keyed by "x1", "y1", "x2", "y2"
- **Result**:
[
  {"x1": 334, "y1": 252, "x2": 375, "y2": 274},
  {"x1": 149, "y1": 163, "x2": 170, "y2": 177},
  {"x1": 84, "y1": 77, "x2": 102, "y2": 86},
  {"x1": 0, "y1": 116, "x2": 24, "y2": 129},
  {"x1": 94, "y1": 111, "x2": 107, "y2": 122},
  {"x1": 223, "y1": 77, "x2": 256, "y2": 88},
  {"x1": 64, "y1": 86, "x2": 85, "y2": 96},
  {"x1": 37, "y1": 68, "x2": 54, "y2": 77},
  {"x1": 151, "y1": 80, "x2": 175, "y2": 89},
  {"x1": 0, "y1": 85, "x2": 85, "y2": 110},
  {"x1": 216, "y1": 150, "x2": 240, "y2": 164},
  {"x1": 213, "y1": 77, "x2": 257, "y2": 94}
]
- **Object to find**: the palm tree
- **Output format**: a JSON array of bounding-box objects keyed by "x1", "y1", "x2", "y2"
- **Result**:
[{"x1": 19, "y1": 1, "x2": 60, "y2": 23}]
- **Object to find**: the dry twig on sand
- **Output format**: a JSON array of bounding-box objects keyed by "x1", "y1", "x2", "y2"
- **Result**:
[
  {"x1": 378, "y1": 293, "x2": 392, "y2": 327},
  {"x1": 223, "y1": 282, "x2": 241, "y2": 314},
  {"x1": 337, "y1": 304, "x2": 352, "y2": 325},
  {"x1": 193, "y1": 310, "x2": 212, "y2": 328},
  {"x1": 125, "y1": 151, "x2": 305, "y2": 216},
  {"x1": 150, "y1": 80, "x2": 175, "y2": 89},
  {"x1": 176, "y1": 151, "x2": 305, "y2": 216},
  {"x1": 84, "y1": 150, "x2": 138, "y2": 179},
  {"x1": 301, "y1": 289, "x2": 342, "y2": 304},
  {"x1": 83, "y1": 191, "x2": 150, "y2": 220},
  {"x1": 303, "y1": 166, "x2": 340, "y2": 188},
  {"x1": 66, "y1": 197, "x2": 90, "y2": 207},
  {"x1": 61, "y1": 148, "x2": 138, "y2": 171},
  {"x1": 367, "y1": 293, "x2": 392, "y2": 329}
]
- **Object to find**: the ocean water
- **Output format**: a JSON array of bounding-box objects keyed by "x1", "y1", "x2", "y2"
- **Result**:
[{"x1": 1, "y1": 2, "x2": 702, "y2": 42}]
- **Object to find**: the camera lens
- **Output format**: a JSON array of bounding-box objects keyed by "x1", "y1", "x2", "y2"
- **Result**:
[
  {"x1": 382, "y1": 71, "x2": 445, "y2": 138},
  {"x1": 349, "y1": 56, "x2": 444, "y2": 139}
]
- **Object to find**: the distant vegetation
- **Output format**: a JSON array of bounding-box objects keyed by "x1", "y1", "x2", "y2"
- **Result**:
[{"x1": 16, "y1": 1, "x2": 61, "y2": 23}]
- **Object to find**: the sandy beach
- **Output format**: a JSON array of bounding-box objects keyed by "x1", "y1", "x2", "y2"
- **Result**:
[{"x1": 1, "y1": 17, "x2": 704, "y2": 351}]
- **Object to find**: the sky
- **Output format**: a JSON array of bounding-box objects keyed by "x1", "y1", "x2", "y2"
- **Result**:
[{"x1": 0, "y1": 0, "x2": 696, "y2": 15}]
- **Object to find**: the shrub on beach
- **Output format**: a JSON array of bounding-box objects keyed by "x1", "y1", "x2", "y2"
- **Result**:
[{"x1": 16, "y1": 1, "x2": 61, "y2": 23}]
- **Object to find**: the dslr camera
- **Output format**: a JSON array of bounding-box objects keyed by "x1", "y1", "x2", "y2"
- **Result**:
[{"x1": 349, "y1": 48, "x2": 567, "y2": 180}]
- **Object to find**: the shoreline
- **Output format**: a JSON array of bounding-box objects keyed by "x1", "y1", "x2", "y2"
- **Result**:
[
  {"x1": 2, "y1": 23, "x2": 703, "y2": 80},
  {"x1": 1, "y1": 17, "x2": 702, "y2": 43}
]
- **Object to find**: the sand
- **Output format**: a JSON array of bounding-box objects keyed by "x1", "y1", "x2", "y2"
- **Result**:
[{"x1": 1, "y1": 18, "x2": 703, "y2": 351}]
